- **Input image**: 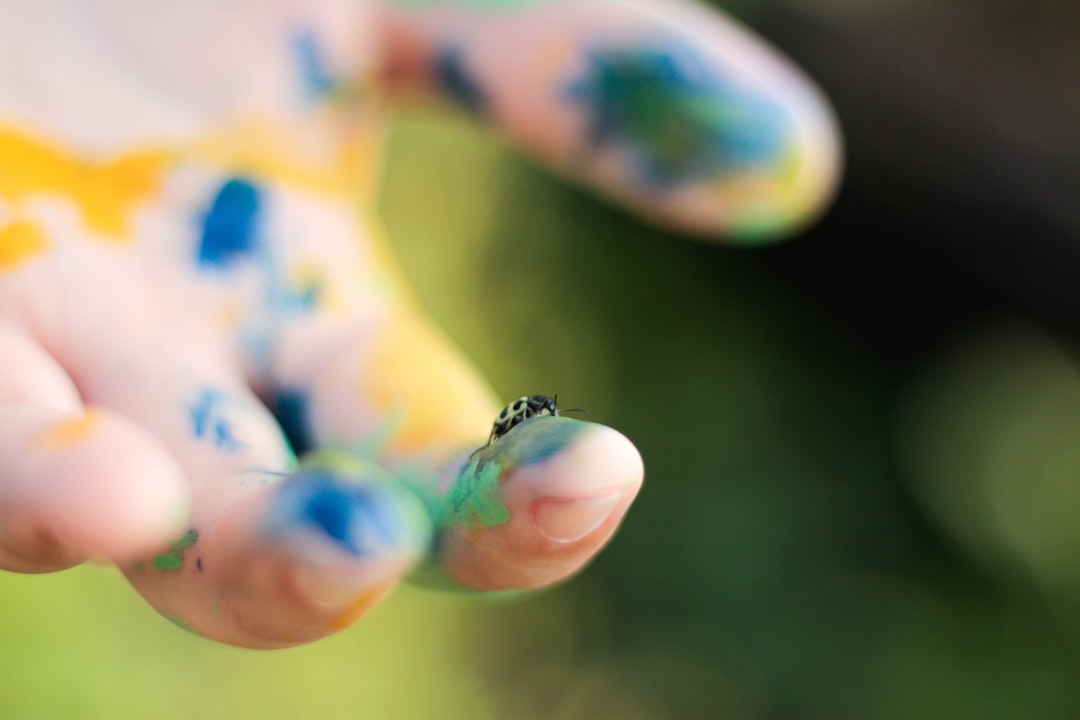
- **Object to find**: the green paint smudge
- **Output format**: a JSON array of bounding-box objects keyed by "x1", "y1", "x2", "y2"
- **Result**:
[
  {"x1": 443, "y1": 459, "x2": 509, "y2": 529},
  {"x1": 153, "y1": 529, "x2": 199, "y2": 572},
  {"x1": 300, "y1": 448, "x2": 390, "y2": 480},
  {"x1": 165, "y1": 615, "x2": 200, "y2": 637},
  {"x1": 132, "y1": 561, "x2": 145, "y2": 574},
  {"x1": 351, "y1": 408, "x2": 406, "y2": 460},
  {"x1": 394, "y1": 456, "x2": 510, "y2": 532},
  {"x1": 568, "y1": 42, "x2": 788, "y2": 190},
  {"x1": 407, "y1": 418, "x2": 595, "y2": 591},
  {"x1": 411, "y1": 419, "x2": 588, "y2": 534}
]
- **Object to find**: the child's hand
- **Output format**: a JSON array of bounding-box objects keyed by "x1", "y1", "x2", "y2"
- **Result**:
[{"x1": 0, "y1": 0, "x2": 839, "y2": 648}]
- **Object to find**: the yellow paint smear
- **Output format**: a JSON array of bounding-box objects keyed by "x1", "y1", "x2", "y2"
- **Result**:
[
  {"x1": 0, "y1": 219, "x2": 49, "y2": 270},
  {"x1": 38, "y1": 411, "x2": 103, "y2": 450},
  {"x1": 330, "y1": 586, "x2": 387, "y2": 630},
  {"x1": 364, "y1": 309, "x2": 497, "y2": 454},
  {"x1": 0, "y1": 126, "x2": 172, "y2": 239},
  {"x1": 189, "y1": 118, "x2": 384, "y2": 200},
  {"x1": 0, "y1": 118, "x2": 384, "y2": 245}
]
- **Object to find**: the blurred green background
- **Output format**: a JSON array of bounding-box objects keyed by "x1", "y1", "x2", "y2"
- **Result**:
[{"x1": 6, "y1": 1, "x2": 1080, "y2": 718}]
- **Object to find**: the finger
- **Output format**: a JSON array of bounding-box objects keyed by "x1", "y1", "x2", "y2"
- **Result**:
[
  {"x1": 187, "y1": 458, "x2": 430, "y2": 647},
  {"x1": 0, "y1": 407, "x2": 193, "y2": 572},
  {"x1": 416, "y1": 417, "x2": 644, "y2": 591},
  {"x1": 69, "y1": 328, "x2": 428, "y2": 646},
  {"x1": 268, "y1": 297, "x2": 644, "y2": 592},
  {"x1": 379, "y1": 0, "x2": 841, "y2": 241},
  {"x1": 0, "y1": 319, "x2": 188, "y2": 571}
]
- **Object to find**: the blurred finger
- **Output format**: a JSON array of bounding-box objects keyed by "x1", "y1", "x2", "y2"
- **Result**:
[
  {"x1": 380, "y1": 0, "x2": 841, "y2": 240},
  {"x1": 0, "y1": 319, "x2": 188, "y2": 571},
  {"x1": 121, "y1": 456, "x2": 431, "y2": 647},
  {"x1": 0, "y1": 405, "x2": 191, "y2": 572},
  {"x1": 181, "y1": 458, "x2": 430, "y2": 647}
]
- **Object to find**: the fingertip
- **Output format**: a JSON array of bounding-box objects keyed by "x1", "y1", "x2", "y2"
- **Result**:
[
  {"x1": 264, "y1": 462, "x2": 432, "y2": 565},
  {"x1": 37, "y1": 409, "x2": 191, "y2": 560},
  {"x1": 430, "y1": 418, "x2": 644, "y2": 591},
  {"x1": 178, "y1": 464, "x2": 431, "y2": 645},
  {"x1": 122, "y1": 461, "x2": 433, "y2": 647},
  {"x1": 742, "y1": 73, "x2": 843, "y2": 243},
  {"x1": 480, "y1": 418, "x2": 644, "y2": 502},
  {"x1": 707, "y1": 56, "x2": 842, "y2": 244},
  {"x1": 505, "y1": 421, "x2": 643, "y2": 558},
  {"x1": 646, "y1": 1, "x2": 845, "y2": 242},
  {"x1": 542, "y1": 422, "x2": 646, "y2": 499}
]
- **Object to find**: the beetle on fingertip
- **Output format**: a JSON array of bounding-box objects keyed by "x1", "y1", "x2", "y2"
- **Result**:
[{"x1": 481, "y1": 394, "x2": 586, "y2": 449}]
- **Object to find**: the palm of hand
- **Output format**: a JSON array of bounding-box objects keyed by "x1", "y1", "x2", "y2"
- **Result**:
[{"x1": 0, "y1": 0, "x2": 839, "y2": 648}]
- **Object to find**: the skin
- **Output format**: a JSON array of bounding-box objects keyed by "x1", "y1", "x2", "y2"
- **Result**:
[{"x1": 0, "y1": 0, "x2": 839, "y2": 648}]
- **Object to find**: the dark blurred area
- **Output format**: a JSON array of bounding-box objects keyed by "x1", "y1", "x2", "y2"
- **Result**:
[
  {"x1": 386, "y1": 1, "x2": 1080, "y2": 718},
  {"x1": 757, "y1": 0, "x2": 1080, "y2": 336}
]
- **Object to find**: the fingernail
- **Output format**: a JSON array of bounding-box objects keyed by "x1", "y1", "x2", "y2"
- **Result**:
[{"x1": 533, "y1": 492, "x2": 623, "y2": 544}]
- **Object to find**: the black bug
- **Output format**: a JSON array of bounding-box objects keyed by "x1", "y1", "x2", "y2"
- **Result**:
[{"x1": 484, "y1": 394, "x2": 586, "y2": 447}]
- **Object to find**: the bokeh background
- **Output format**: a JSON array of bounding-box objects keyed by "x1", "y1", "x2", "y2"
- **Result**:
[{"x1": 4, "y1": 0, "x2": 1080, "y2": 718}]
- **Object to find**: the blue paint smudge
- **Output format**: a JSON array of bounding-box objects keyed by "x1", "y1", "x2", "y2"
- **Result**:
[
  {"x1": 509, "y1": 417, "x2": 584, "y2": 467},
  {"x1": 269, "y1": 273, "x2": 322, "y2": 315},
  {"x1": 197, "y1": 178, "x2": 263, "y2": 269},
  {"x1": 214, "y1": 422, "x2": 242, "y2": 452},
  {"x1": 239, "y1": 262, "x2": 322, "y2": 384},
  {"x1": 189, "y1": 388, "x2": 244, "y2": 452},
  {"x1": 566, "y1": 41, "x2": 789, "y2": 189},
  {"x1": 293, "y1": 282, "x2": 321, "y2": 310},
  {"x1": 273, "y1": 468, "x2": 403, "y2": 556},
  {"x1": 189, "y1": 391, "x2": 215, "y2": 438},
  {"x1": 293, "y1": 29, "x2": 338, "y2": 101},
  {"x1": 435, "y1": 47, "x2": 488, "y2": 117},
  {"x1": 273, "y1": 389, "x2": 315, "y2": 456}
]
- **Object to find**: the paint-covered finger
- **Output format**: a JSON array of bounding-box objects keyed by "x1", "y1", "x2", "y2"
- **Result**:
[
  {"x1": 0, "y1": 318, "x2": 187, "y2": 570},
  {"x1": 67, "y1": 324, "x2": 299, "y2": 486},
  {"x1": 411, "y1": 417, "x2": 643, "y2": 592},
  {"x1": 0, "y1": 404, "x2": 190, "y2": 572},
  {"x1": 381, "y1": 0, "x2": 841, "y2": 241},
  {"x1": 127, "y1": 457, "x2": 430, "y2": 647}
]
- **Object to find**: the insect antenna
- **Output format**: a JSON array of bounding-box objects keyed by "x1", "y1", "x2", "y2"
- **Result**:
[{"x1": 551, "y1": 393, "x2": 587, "y2": 417}]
